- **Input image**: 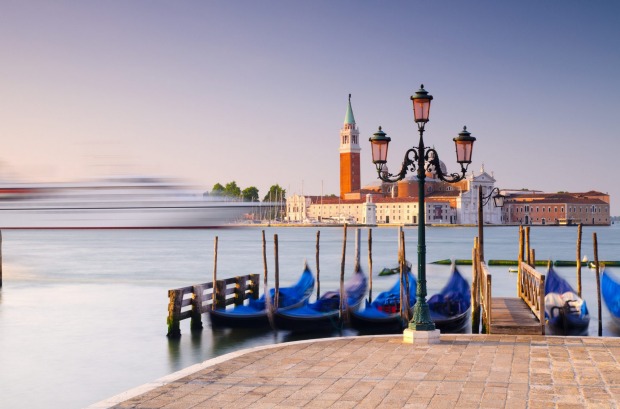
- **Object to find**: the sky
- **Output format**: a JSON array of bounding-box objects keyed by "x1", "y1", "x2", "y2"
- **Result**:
[{"x1": 1, "y1": 1, "x2": 619, "y2": 213}]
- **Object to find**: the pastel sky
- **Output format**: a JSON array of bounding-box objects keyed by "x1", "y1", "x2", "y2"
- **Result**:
[{"x1": 1, "y1": 1, "x2": 619, "y2": 213}]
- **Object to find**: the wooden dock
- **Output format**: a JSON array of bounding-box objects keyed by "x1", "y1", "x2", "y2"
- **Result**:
[
  {"x1": 489, "y1": 297, "x2": 544, "y2": 335},
  {"x1": 473, "y1": 226, "x2": 546, "y2": 335}
]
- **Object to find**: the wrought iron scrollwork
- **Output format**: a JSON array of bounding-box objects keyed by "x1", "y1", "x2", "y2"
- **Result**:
[{"x1": 375, "y1": 146, "x2": 467, "y2": 184}]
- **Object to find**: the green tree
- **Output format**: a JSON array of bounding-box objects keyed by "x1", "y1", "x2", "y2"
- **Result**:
[
  {"x1": 224, "y1": 181, "x2": 241, "y2": 198},
  {"x1": 211, "y1": 183, "x2": 225, "y2": 195},
  {"x1": 241, "y1": 186, "x2": 259, "y2": 202},
  {"x1": 263, "y1": 184, "x2": 286, "y2": 202}
]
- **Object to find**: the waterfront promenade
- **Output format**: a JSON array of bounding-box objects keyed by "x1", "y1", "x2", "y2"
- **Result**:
[{"x1": 92, "y1": 334, "x2": 620, "y2": 409}]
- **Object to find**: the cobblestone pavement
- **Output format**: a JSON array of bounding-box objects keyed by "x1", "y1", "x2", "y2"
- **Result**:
[{"x1": 91, "y1": 334, "x2": 620, "y2": 409}]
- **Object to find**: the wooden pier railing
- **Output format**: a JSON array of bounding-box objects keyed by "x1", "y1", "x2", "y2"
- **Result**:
[
  {"x1": 167, "y1": 273, "x2": 260, "y2": 338},
  {"x1": 472, "y1": 227, "x2": 546, "y2": 335},
  {"x1": 479, "y1": 260, "x2": 492, "y2": 334},
  {"x1": 518, "y1": 262, "x2": 545, "y2": 334}
]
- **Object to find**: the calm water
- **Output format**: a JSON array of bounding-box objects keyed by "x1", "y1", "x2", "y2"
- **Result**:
[{"x1": 1, "y1": 225, "x2": 619, "y2": 408}]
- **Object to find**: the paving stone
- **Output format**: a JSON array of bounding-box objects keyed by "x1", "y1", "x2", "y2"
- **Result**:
[{"x1": 99, "y1": 335, "x2": 620, "y2": 409}]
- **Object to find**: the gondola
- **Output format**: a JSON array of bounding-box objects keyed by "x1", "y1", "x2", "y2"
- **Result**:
[
  {"x1": 601, "y1": 268, "x2": 620, "y2": 327},
  {"x1": 208, "y1": 264, "x2": 315, "y2": 329},
  {"x1": 427, "y1": 264, "x2": 471, "y2": 333},
  {"x1": 349, "y1": 270, "x2": 416, "y2": 334},
  {"x1": 273, "y1": 265, "x2": 368, "y2": 332},
  {"x1": 544, "y1": 265, "x2": 590, "y2": 335}
]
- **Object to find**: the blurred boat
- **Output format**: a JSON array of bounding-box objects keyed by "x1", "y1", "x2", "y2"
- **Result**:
[
  {"x1": 0, "y1": 176, "x2": 261, "y2": 228},
  {"x1": 427, "y1": 264, "x2": 471, "y2": 333},
  {"x1": 601, "y1": 268, "x2": 620, "y2": 327},
  {"x1": 273, "y1": 265, "x2": 368, "y2": 332},
  {"x1": 208, "y1": 264, "x2": 315, "y2": 329},
  {"x1": 349, "y1": 269, "x2": 416, "y2": 334},
  {"x1": 544, "y1": 265, "x2": 590, "y2": 335}
]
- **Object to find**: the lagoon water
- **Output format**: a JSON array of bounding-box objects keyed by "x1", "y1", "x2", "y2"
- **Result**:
[{"x1": 1, "y1": 225, "x2": 620, "y2": 408}]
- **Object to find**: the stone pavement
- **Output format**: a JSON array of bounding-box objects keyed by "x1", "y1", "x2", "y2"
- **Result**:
[{"x1": 91, "y1": 334, "x2": 620, "y2": 409}]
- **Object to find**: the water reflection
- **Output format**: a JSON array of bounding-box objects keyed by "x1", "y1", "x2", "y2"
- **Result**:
[{"x1": 210, "y1": 327, "x2": 276, "y2": 356}]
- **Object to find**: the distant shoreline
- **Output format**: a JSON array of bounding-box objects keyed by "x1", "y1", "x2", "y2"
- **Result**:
[{"x1": 231, "y1": 222, "x2": 604, "y2": 228}]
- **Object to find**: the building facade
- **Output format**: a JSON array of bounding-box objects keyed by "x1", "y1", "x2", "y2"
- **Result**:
[{"x1": 502, "y1": 191, "x2": 611, "y2": 225}]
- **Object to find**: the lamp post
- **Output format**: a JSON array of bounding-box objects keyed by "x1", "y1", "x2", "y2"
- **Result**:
[
  {"x1": 477, "y1": 186, "x2": 505, "y2": 261},
  {"x1": 369, "y1": 84, "x2": 476, "y2": 332}
]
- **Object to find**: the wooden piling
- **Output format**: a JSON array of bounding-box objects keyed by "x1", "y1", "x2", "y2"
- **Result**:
[
  {"x1": 593, "y1": 232, "x2": 602, "y2": 337},
  {"x1": 262, "y1": 230, "x2": 275, "y2": 327},
  {"x1": 354, "y1": 228, "x2": 361, "y2": 270},
  {"x1": 339, "y1": 224, "x2": 347, "y2": 318},
  {"x1": 262, "y1": 230, "x2": 270, "y2": 308},
  {"x1": 478, "y1": 186, "x2": 485, "y2": 261},
  {"x1": 530, "y1": 249, "x2": 536, "y2": 268},
  {"x1": 316, "y1": 230, "x2": 321, "y2": 299},
  {"x1": 368, "y1": 229, "x2": 373, "y2": 302},
  {"x1": 0, "y1": 230, "x2": 3, "y2": 288},
  {"x1": 576, "y1": 223, "x2": 583, "y2": 297},
  {"x1": 191, "y1": 284, "x2": 204, "y2": 330},
  {"x1": 234, "y1": 275, "x2": 248, "y2": 306},
  {"x1": 518, "y1": 226, "x2": 524, "y2": 296},
  {"x1": 471, "y1": 237, "x2": 480, "y2": 334},
  {"x1": 274, "y1": 234, "x2": 280, "y2": 308},
  {"x1": 398, "y1": 227, "x2": 404, "y2": 321},
  {"x1": 248, "y1": 273, "x2": 259, "y2": 299},
  {"x1": 166, "y1": 289, "x2": 183, "y2": 338},
  {"x1": 525, "y1": 226, "x2": 531, "y2": 266},
  {"x1": 400, "y1": 229, "x2": 410, "y2": 322},
  {"x1": 212, "y1": 236, "x2": 218, "y2": 310},
  {"x1": 214, "y1": 280, "x2": 227, "y2": 309}
]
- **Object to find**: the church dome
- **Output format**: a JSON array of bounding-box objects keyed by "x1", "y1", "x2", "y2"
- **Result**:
[{"x1": 425, "y1": 159, "x2": 447, "y2": 179}]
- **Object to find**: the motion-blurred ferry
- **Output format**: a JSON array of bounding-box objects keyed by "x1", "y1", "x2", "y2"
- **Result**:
[{"x1": 0, "y1": 177, "x2": 258, "y2": 229}]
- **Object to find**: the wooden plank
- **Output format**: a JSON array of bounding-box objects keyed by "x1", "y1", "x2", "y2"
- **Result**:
[{"x1": 490, "y1": 297, "x2": 543, "y2": 335}]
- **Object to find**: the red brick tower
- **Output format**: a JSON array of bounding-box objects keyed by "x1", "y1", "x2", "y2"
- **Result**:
[{"x1": 340, "y1": 94, "x2": 361, "y2": 198}]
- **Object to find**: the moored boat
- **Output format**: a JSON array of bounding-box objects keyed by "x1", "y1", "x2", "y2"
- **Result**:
[
  {"x1": 427, "y1": 264, "x2": 471, "y2": 333},
  {"x1": 601, "y1": 268, "x2": 620, "y2": 327},
  {"x1": 349, "y1": 270, "x2": 416, "y2": 334},
  {"x1": 208, "y1": 264, "x2": 315, "y2": 329},
  {"x1": 544, "y1": 265, "x2": 590, "y2": 335},
  {"x1": 273, "y1": 265, "x2": 368, "y2": 332}
]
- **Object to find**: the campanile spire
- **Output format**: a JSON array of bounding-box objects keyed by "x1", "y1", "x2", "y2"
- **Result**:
[{"x1": 340, "y1": 94, "x2": 361, "y2": 198}]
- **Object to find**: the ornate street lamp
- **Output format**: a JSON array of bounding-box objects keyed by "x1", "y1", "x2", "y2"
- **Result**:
[
  {"x1": 369, "y1": 84, "x2": 476, "y2": 333},
  {"x1": 478, "y1": 187, "x2": 505, "y2": 261}
]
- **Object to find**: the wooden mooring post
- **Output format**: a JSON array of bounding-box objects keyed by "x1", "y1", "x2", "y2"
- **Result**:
[
  {"x1": 0, "y1": 230, "x2": 2, "y2": 288},
  {"x1": 339, "y1": 224, "x2": 347, "y2": 319},
  {"x1": 316, "y1": 230, "x2": 320, "y2": 299},
  {"x1": 593, "y1": 232, "x2": 602, "y2": 337},
  {"x1": 399, "y1": 228, "x2": 410, "y2": 322},
  {"x1": 274, "y1": 234, "x2": 280, "y2": 308},
  {"x1": 576, "y1": 223, "x2": 583, "y2": 297},
  {"x1": 368, "y1": 229, "x2": 372, "y2": 303},
  {"x1": 525, "y1": 226, "x2": 531, "y2": 266},
  {"x1": 471, "y1": 237, "x2": 480, "y2": 334}
]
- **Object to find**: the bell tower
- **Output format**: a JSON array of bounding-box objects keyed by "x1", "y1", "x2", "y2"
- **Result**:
[{"x1": 340, "y1": 94, "x2": 361, "y2": 198}]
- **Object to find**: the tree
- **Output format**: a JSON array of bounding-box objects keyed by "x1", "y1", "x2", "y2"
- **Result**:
[
  {"x1": 224, "y1": 181, "x2": 241, "y2": 198},
  {"x1": 241, "y1": 186, "x2": 259, "y2": 202},
  {"x1": 211, "y1": 183, "x2": 225, "y2": 195},
  {"x1": 263, "y1": 184, "x2": 286, "y2": 202}
]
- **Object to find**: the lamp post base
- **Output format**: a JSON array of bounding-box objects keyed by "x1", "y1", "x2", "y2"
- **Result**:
[{"x1": 403, "y1": 328, "x2": 441, "y2": 345}]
